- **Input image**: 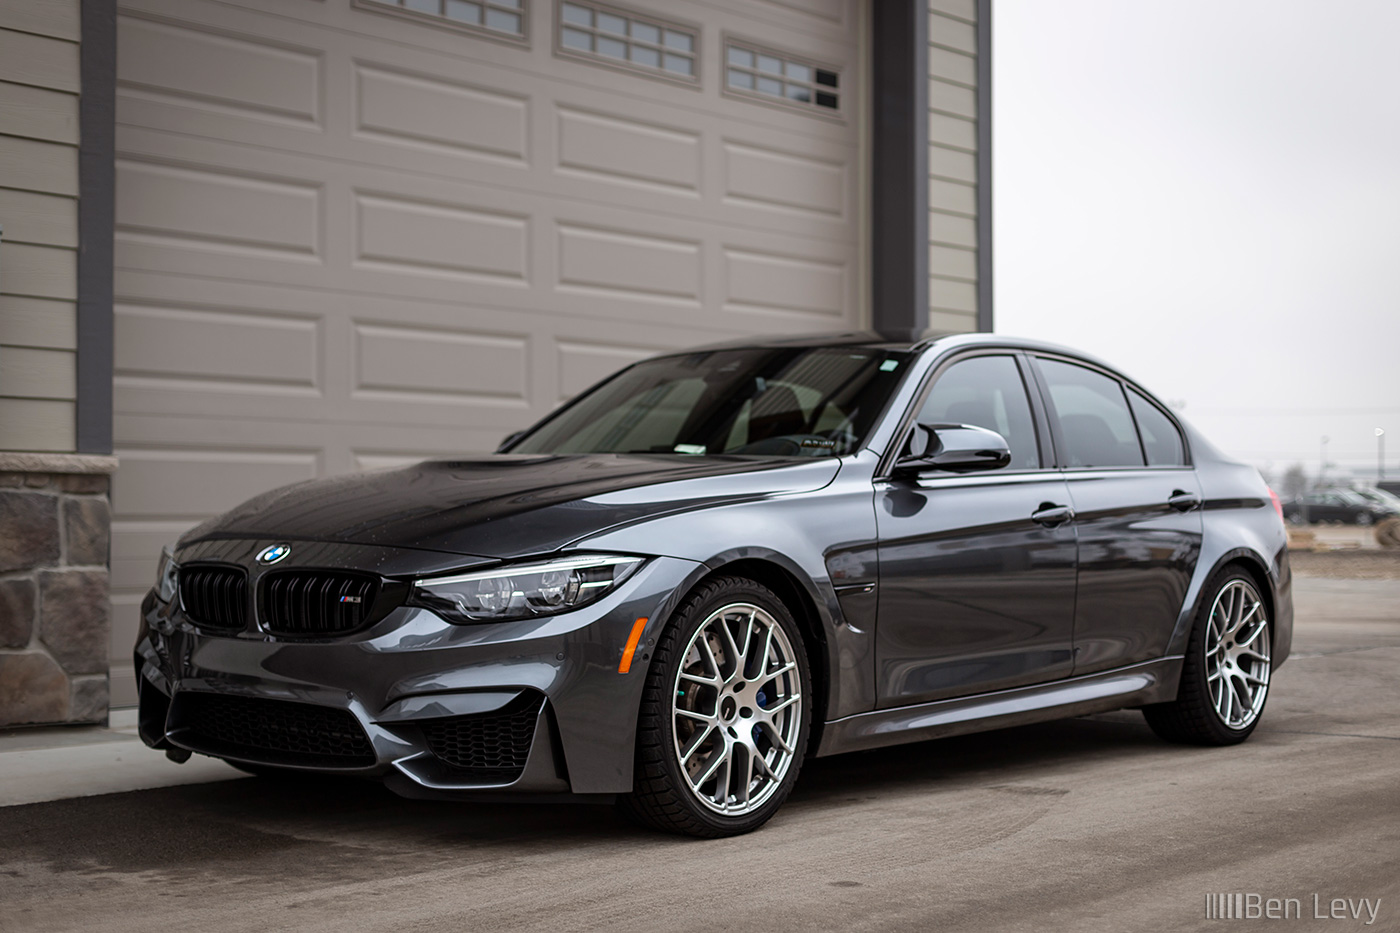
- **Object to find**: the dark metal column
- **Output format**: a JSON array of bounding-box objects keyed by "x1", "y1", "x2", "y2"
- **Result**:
[
  {"x1": 975, "y1": 0, "x2": 993, "y2": 333},
  {"x1": 870, "y1": 0, "x2": 928, "y2": 342},
  {"x1": 77, "y1": 0, "x2": 117, "y2": 454}
]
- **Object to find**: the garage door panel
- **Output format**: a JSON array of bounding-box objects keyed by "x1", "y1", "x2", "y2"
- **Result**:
[
  {"x1": 352, "y1": 322, "x2": 530, "y2": 405},
  {"x1": 115, "y1": 158, "x2": 322, "y2": 260},
  {"x1": 720, "y1": 137, "x2": 847, "y2": 220},
  {"x1": 110, "y1": 269, "x2": 722, "y2": 427},
  {"x1": 554, "y1": 105, "x2": 701, "y2": 195},
  {"x1": 114, "y1": 302, "x2": 321, "y2": 392},
  {"x1": 111, "y1": 0, "x2": 865, "y2": 698},
  {"x1": 353, "y1": 191, "x2": 530, "y2": 283},
  {"x1": 722, "y1": 246, "x2": 846, "y2": 318},
  {"x1": 118, "y1": 94, "x2": 854, "y2": 258},
  {"x1": 118, "y1": 12, "x2": 324, "y2": 127},
  {"x1": 750, "y1": 0, "x2": 846, "y2": 25},
  {"x1": 354, "y1": 60, "x2": 529, "y2": 164},
  {"x1": 555, "y1": 222, "x2": 702, "y2": 305}
]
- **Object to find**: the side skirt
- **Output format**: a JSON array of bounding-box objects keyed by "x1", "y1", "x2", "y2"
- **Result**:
[{"x1": 815, "y1": 657, "x2": 1184, "y2": 757}]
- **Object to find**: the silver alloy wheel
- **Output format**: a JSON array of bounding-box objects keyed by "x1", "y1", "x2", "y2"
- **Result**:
[
  {"x1": 1204, "y1": 580, "x2": 1272, "y2": 729},
  {"x1": 671, "y1": 602, "x2": 803, "y2": 816}
]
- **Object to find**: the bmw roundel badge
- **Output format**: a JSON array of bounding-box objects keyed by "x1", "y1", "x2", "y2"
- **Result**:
[{"x1": 256, "y1": 543, "x2": 292, "y2": 565}]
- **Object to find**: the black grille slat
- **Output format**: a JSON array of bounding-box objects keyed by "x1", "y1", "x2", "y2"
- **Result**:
[
  {"x1": 259, "y1": 570, "x2": 379, "y2": 637},
  {"x1": 419, "y1": 695, "x2": 543, "y2": 782},
  {"x1": 171, "y1": 693, "x2": 375, "y2": 768},
  {"x1": 180, "y1": 565, "x2": 249, "y2": 633}
]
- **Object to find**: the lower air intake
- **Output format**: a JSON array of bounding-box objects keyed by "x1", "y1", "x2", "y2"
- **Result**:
[
  {"x1": 169, "y1": 692, "x2": 376, "y2": 768},
  {"x1": 419, "y1": 693, "x2": 544, "y2": 782}
]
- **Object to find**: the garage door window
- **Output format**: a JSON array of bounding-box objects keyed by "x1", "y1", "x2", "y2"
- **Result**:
[
  {"x1": 725, "y1": 41, "x2": 839, "y2": 113},
  {"x1": 363, "y1": 0, "x2": 526, "y2": 38},
  {"x1": 559, "y1": 2, "x2": 698, "y2": 80}
]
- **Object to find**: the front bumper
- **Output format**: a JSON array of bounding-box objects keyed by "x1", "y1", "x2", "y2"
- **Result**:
[{"x1": 134, "y1": 548, "x2": 704, "y2": 796}]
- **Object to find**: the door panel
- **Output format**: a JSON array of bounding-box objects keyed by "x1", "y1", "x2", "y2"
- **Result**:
[
  {"x1": 875, "y1": 474, "x2": 1078, "y2": 706},
  {"x1": 1029, "y1": 354, "x2": 1204, "y2": 674},
  {"x1": 1063, "y1": 471, "x2": 1203, "y2": 673}
]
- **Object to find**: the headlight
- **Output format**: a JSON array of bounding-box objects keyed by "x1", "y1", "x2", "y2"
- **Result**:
[
  {"x1": 409, "y1": 554, "x2": 644, "y2": 624},
  {"x1": 155, "y1": 545, "x2": 179, "y2": 604}
]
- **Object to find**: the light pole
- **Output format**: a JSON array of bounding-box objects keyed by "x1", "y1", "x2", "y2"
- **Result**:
[
  {"x1": 1378, "y1": 428, "x2": 1386, "y2": 485},
  {"x1": 1319, "y1": 435, "x2": 1329, "y2": 488}
]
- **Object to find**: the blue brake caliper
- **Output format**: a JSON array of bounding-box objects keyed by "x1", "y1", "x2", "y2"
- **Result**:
[{"x1": 753, "y1": 688, "x2": 767, "y2": 743}]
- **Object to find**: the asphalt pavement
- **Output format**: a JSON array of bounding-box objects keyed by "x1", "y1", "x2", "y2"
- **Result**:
[{"x1": 1, "y1": 573, "x2": 1397, "y2": 933}]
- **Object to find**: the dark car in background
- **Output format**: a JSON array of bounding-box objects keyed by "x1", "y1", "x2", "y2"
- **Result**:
[
  {"x1": 1349, "y1": 486, "x2": 1400, "y2": 514},
  {"x1": 134, "y1": 333, "x2": 1292, "y2": 837},
  {"x1": 1283, "y1": 489, "x2": 1399, "y2": 526}
]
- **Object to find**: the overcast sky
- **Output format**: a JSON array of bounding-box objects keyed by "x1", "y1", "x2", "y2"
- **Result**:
[{"x1": 994, "y1": 0, "x2": 1400, "y2": 484}]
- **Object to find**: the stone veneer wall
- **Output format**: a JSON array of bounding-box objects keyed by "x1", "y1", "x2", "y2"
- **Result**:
[{"x1": 0, "y1": 454, "x2": 117, "y2": 727}]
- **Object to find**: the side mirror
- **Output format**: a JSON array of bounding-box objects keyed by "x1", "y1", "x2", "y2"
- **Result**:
[
  {"x1": 894, "y1": 423, "x2": 1012, "y2": 475},
  {"x1": 497, "y1": 430, "x2": 526, "y2": 453}
]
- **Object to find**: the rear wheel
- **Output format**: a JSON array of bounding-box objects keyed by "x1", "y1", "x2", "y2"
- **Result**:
[
  {"x1": 1143, "y1": 568, "x2": 1272, "y2": 745},
  {"x1": 620, "y1": 576, "x2": 811, "y2": 837}
]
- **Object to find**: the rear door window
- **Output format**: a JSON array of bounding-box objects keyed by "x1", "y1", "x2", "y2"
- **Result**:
[
  {"x1": 1036, "y1": 358, "x2": 1145, "y2": 468},
  {"x1": 1127, "y1": 388, "x2": 1186, "y2": 466}
]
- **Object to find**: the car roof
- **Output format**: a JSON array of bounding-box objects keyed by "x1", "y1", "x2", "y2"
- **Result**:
[{"x1": 678, "y1": 330, "x2": 1122, "y2": 370}]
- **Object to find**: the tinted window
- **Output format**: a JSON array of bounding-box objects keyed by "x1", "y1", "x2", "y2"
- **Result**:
[
  {"x1": 1038, "y1": 359, "x2": 1145, "y2": 468},
  {"x1": 917, "y1": 355, "x2": 1040, "y2": 470},
  {"x1": 1128, "y1": 388, "x2": 1186, "y2": 466},
  {"x1": 512, "y1": 347, "x2": 909, "y2": 457}
]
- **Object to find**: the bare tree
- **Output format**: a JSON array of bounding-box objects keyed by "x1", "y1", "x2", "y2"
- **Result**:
[{"x1": 1281, "y1": 463, "x2": 1308, "y2": 500}]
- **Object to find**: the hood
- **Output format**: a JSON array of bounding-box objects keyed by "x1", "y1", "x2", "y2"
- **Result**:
[{"x1": 181, "y1": 454, "x2": 841, "y2": 559}]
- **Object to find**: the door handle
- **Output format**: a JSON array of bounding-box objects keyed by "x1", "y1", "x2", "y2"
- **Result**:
[
  {"x1": 1031, "y1": 503, "x2": 1075, "y2": 526},
  {"x1": 1168, "y1": 490, "x2": 1202, "y2": 512}
]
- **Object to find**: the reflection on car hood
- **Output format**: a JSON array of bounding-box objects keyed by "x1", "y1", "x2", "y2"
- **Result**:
[{"x1": 181, "y1": 454, "x2": 841, "y2": 560}]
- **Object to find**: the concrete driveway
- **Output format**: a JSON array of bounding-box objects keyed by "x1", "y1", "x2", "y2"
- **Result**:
[{"x1": 2, "y1": 574, "x2": 1397, "y2": 933}]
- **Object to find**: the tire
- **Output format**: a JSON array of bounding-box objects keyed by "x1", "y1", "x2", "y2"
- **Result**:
[
  {"x1": 1143, "y1": 567, "x2": 1273, "y2": 745},
  {"x1": 619, "y1": 576, "x2": 812, "y2": 838},
  {"x1": 1286, "y1": 512, "x2": 1307, "y2": 526},
  {"x1": 1356, "y1": 512, "x2": 1373, "y2": 527}
]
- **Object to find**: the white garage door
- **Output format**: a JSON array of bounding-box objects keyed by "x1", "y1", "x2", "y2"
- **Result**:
[{"x1": 107, "y1": 0, "x2": 866, "y2": 703}]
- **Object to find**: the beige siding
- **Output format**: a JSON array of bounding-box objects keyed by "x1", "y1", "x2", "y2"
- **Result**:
[
  {"x1": 928, "y1": 0, "x2": 979, "y2": 333},
  {"x1": 0, "y1": 2, "x2": 81, "y2": 453}
]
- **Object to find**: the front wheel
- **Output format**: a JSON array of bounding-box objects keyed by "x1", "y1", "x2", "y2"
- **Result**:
[
  {"x1": 619, "y1": 576, "x2": 811, "y2": 837},
  {"x1": 1143, "y1": 568, "x2": 1272, "y2": 745},
  {"x1": 1356, "y1": 512, "x2": 1374, "y2": 527}
]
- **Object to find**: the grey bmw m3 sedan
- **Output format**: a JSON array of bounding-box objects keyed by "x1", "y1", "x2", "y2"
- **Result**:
[{"x1": 135, "y1": 332, "x2": 1292, "y2": 836}]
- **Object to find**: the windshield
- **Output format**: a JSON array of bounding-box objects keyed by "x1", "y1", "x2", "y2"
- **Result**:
[{"x1": 511, "y1": 346, "x2": 911, "y2": 458}]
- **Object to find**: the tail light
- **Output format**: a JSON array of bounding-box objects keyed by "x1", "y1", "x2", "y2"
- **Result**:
[{"x1": 1267, "y1": 487, "x2": 1284, "y2": 523}]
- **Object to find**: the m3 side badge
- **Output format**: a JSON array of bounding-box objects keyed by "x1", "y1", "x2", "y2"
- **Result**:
[{"x1": 257, "y1": 543, "x2": 292, "y2": 565}]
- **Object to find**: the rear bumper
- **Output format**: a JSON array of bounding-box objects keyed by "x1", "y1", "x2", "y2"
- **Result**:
[{"x1": 134, "y1": 554, "x2": 703, "y2": 795}]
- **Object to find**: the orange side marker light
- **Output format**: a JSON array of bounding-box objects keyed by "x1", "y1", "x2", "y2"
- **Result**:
[{"x1": 619, "y1": 617, "x2": 649, "y2": 674}]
